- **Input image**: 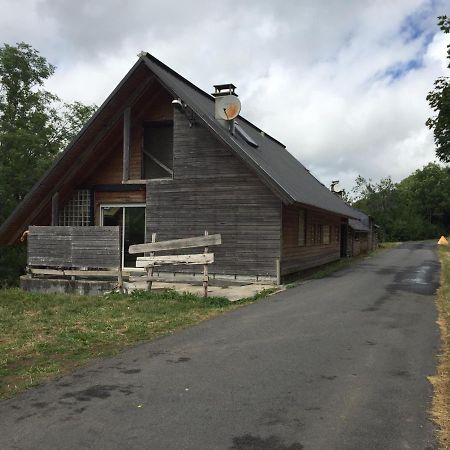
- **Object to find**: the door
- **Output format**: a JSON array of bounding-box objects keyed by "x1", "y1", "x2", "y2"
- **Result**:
[{"x1": 101, "y1": 205, "x2": 145, "y2": 268}]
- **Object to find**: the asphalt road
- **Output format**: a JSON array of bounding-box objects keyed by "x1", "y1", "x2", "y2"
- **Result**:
[{"x1": 0, "y1": 241, "x2": 440, "y2": 450}]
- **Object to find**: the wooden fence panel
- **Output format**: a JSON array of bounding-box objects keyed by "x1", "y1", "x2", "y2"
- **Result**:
[{"x1": 28, "y1": 226, "x2": 120, "y2": 269}]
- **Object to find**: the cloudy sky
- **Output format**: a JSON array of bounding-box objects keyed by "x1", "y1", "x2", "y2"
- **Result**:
[{"x1": 1, "y1": 0, "x2": 449, "y2": 191}]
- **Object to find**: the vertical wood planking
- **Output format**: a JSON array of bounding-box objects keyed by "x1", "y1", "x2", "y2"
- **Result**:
[{"x1": 147, "y1": 232, "x2": 157, "y2": 292}]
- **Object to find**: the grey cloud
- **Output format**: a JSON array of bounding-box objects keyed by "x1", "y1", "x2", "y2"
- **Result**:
[{"x1": 1, "y1": 0, "x2": 449, "y2": 191}]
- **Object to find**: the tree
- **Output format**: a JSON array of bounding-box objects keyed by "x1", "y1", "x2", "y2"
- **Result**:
[
  {"x1": 352, "y1": 163, "x2": 450, "y2": 242},
  {"x1": 426, "y1": 16, "x2": 450, "y2": 162},
  {"x1": 0, "y1": 42, "x2": 96, "y2": 285},
  {"x1": 0, "y1": 43, "x2": 96, "y2": 223}
]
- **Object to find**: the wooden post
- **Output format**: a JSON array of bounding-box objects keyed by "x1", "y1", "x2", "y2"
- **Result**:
[
  {"x1": 147, "y1": 232, "x2": 157, "y2": 292},
  {"x1": 122, "y1": 107, "x2": 131, "y2": 182},
  {"x1": 117, "y1": 266, "x2": 124, "y2": 294},
  {"x1": 203, "y1": 230, "x2": 209, "y2": 298},
  {"x1": 276, "y1": 257, "x2": 281, "y2": 286},
  {"x1": 51, "y1": 192, "x2": 59, "y2": 226}
]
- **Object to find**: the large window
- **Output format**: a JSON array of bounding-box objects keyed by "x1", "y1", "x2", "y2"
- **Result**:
[
  {"x1": 143, "y1": 121, "x2": 174, "y2": 179},
  {"x1": 59, "y1": 189, "x2": 91, "y2": 226},
  {"x1": 101, "y1": 205, "x2": 145, "y2": 268}
]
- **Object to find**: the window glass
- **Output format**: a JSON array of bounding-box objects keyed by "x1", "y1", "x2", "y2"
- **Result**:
[{"x1": 143, "y1": 121, "x2": 174, "y2": 179}]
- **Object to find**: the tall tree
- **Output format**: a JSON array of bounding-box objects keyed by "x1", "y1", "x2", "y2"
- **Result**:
[
  {"x1": 353, "y1": 163, "x2": 450, "y2": 241},
  {"x1": 0, "y1": 42, "x2": 96, "y2": 286},
  {"x1": 0, "y1": 42, "x2": 96, "y2": 223},
  {"x1": 426, "y1": 16, "x2": 450, "y2": 162}
]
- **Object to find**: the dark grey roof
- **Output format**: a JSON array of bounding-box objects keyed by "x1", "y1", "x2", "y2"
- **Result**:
[
  {"x1": 348, "y1": 218, "x2": 370, "y2": 232},
  {"x1": 348, "y1": 207, "x2": 371, "y2": 231},
  {"x1": 0, "y1": 53, "x2": 359, "y2": 245},
  {"x1": 140, "y1": 53, "x2": 358, "y2": 218}
]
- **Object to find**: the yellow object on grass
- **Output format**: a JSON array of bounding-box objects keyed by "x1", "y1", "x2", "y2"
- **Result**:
[{"x1": 438, "y1": 236, "x2": 449, "y2": 246}]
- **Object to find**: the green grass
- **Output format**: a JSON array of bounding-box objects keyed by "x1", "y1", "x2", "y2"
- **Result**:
[
  {"x1": 0, "y1": 288, "x2": 263, "y2": 399},
  {"x1": 430, "y1": 245, "x2": 450, "y2": 449}
]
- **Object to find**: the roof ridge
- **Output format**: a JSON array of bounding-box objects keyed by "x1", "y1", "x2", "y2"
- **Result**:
[{"x1": 142, "y1": 52, "x2": 286, "y2": 149}]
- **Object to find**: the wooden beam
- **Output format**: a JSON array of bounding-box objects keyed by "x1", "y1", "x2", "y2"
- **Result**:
[
  {"x1": 30, "y1": 268, "x2": 119, "y2": 277},
  {"x1": 136, "y1": 253, "x2": 214, "y2": 267},
  {"x1": 142, "y1": 149, "x2": 173, "y2": 176},
  {"x1": 123, "y1": 107, "x2": 131, "y2": 182},
  {"x1": 12, "y1": 77, "x2": 155, "y2": 243},
  {"x1": 51, "y1": 192, "x2": 59, "y2": 226},
  {"x1": 129, "y1": 234, "x2": 222, "y2": 254}
]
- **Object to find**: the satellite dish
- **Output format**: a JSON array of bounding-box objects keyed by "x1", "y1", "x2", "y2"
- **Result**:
[{"x1": 215, "y1": 95, "x2": 241, "y2": 120}]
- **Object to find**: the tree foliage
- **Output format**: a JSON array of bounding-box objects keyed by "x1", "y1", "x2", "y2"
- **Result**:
[
  {"x1": 353, "y1": 163, "x2": 450, "y2": 241},
  {"x1": 0, "y1": 42, "x2": 96, "y2": 285},
  {"x1": 0, "y1": 43, "x2": 97, "y2": 223},
  {"x1": 426, "y1": 16, "x2": 450, "y2": 162}
]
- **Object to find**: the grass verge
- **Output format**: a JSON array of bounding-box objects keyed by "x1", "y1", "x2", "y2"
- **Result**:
[
  {"x1": 430, "y1": 245, "x2": 450, "y2": 449},
  {"x1": 0, "y1": 288, "x2": 266, "y2": 400}
]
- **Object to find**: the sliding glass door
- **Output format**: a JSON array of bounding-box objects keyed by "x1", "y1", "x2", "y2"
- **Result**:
[{"x1": 101, "y1": 205, "x2": 145, "y2": 268}]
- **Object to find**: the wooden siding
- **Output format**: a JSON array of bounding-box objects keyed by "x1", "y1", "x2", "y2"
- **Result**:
[
  {"x1": 146, "y1": 110, "x2": 281, "y2": 277},
  {"x1": 82, "y1": 83, "x2": 173, "y2": 186},
  {"x1": 347, "y1": 230, "x2": 370, "y2": 257},
  {"x1": 281, "y1": 204, "x2": 341, "y2": 275},
  {"x1": 28, "y1": 226, "x2": 120, "y2": 269}
]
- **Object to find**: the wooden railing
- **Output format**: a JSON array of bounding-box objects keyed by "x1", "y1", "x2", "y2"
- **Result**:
[{"x1": 129, "y1": 231, "x2": 222, "y2": 297}]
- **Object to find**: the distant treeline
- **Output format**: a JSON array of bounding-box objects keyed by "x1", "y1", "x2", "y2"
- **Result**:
[{"x1": 351, "y1": 163, "x2": 450, "y2": 242}]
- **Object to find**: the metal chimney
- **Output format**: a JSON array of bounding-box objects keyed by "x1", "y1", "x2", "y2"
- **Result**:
[{"x1": 212, "y1": 84, "x2": 241, "y2": 134}]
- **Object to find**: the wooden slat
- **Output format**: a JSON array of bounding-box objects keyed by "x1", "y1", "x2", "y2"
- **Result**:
[
  {"x1": 30, "y1": 268, "x2": 118, "y2": 277},
  {"x1": 136, "y1": 253, "x2": 214, "y2": 267},
  {"x1": 27, "y1": 226, "x2": 120, "y2": 269},
  {"x1": 129, "y1": 234, "x2": 222, "y2": 254}
]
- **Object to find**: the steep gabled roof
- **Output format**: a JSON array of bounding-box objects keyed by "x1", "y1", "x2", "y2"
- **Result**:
[
  {"x1": 0, "y1": 52, "x2": 357, "y2": 245},
  {"x1": 139, "y1": 53, "x2": 357, "y2": 217}
]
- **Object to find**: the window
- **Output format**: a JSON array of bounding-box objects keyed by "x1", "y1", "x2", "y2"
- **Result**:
[
  {"x1": 143, "y1": 121, "x2": 174, "y2": 179},
  {"x1": 59, "y1": 189, "x2": 91, "y2": 226},
  {"x1": 322, "y1": 225, "x2": 330, "y2": 244},
  {"x1": 311, "y1": 224, "x2": 323, "y2": 245},
  {"x1": 101, "y1": 205, "x2": 146, "y2": 268},
  {"x1": 298, "y1": 209, "x2": 306, "y2": 246},
  {"x1": 334, "y1": 225, "x2": 340, "y2": 243}
]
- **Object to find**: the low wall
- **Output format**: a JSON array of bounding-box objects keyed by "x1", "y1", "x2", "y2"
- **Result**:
[{"x1": 20, "y1": 276, "x2": 116, "y2": 296}]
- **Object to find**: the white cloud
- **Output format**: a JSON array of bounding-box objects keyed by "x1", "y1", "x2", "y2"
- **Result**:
[{"x1": 1, "y1": 0, "x2": 449, "y2": 191}]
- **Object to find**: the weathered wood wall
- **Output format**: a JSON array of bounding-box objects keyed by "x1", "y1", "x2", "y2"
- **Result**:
[
  {"x1": 28, "y1": 226, "x2": 120, "y2": 269},
  {"x1": 82, "y1": 83, "x2": 173, "y2": 186},
  {"x1": 281, "y1": 204, "x2": 342, "y2": 276},
  {"x1": 347, "y1": 229, "x2": 372, "y2": 257},
  {"x1": 146, "y1": 110, "x2": 281, "y2": 278}
]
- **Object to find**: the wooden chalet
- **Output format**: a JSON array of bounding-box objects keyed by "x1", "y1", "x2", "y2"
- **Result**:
[{"x1": 0, "y1": 52, "x2": 360, "y2": 287}]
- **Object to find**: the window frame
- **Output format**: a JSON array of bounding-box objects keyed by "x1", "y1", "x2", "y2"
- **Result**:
[
  {"x1": 142, "y1": 120, "x2": 174, "y2": 180},
  {"x1": 298, "y1": 209, "x2": 306, "y2": 247}
]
